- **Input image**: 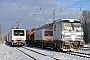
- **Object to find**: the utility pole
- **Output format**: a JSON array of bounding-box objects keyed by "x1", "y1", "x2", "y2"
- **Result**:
[
  {"x1": 32, "y1": 13, "x2": 36, "y2": 29},
  {"x1": 53, "y1": 9, "x2": 55, "y2": 22}
]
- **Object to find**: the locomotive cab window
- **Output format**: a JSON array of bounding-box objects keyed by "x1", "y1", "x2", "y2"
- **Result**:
[
  {"x1": 14, "y1": 30, "x2": 24, "y2": 36},
  {"x1": 62, "y1": 20, "x2": 81, "y2": 31},
  {"x1": 44, "y1": 31, "x2": 53, "y2": 36}
]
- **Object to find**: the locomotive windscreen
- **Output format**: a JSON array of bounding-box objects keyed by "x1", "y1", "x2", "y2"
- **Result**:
[
  {"x1": 63, "y1": 20, "x2": 81, "y2": 31},
  {"x1": 44, "y1": 31, "x2": 53, "y2": 36},
  {"x1": 14, "y1": 30, "x2": 24, "y2": 36}
]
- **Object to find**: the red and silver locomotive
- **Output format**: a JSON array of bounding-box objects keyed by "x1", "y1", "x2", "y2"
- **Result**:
[{"x1": 27, "y1": 19, "x2": 85, "y2": 51}]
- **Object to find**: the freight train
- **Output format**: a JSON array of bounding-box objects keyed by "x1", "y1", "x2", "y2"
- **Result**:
[
  {"x1": 26, "y1": 19, "x2": 85, "y2": 51},
  {"x1": 7, "y1": 28, "x2": 26, "y2": 46}
]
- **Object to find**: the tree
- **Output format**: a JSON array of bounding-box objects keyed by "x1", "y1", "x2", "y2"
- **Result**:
[
  {"x1": 82, "y1": 10, "x2": 90, "y2": 43},
  {"x1": 0, "y1": 23, "x2": 4, "y2": 43}
]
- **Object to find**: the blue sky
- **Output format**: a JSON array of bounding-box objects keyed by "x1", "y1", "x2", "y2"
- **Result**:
[{"x1": 0, "y1": 0, "x2": 90, "y2": 36}]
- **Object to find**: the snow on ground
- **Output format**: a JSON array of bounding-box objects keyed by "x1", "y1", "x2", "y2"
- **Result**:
[
  {"x1": 25, "y1": 46, "x2": 90, "y2": 60},
  {"x1": 0, "y1": 42, "x2": 90, "y2": 60},
  {"x1": 0, "y1": 43, "x2": 32, "y2": 60},
  {"x1": 18, "y1": 47, "x2": 55, "y2": 60}
]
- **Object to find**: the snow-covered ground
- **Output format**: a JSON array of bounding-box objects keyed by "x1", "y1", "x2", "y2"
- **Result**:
[
  {"x1": 0, "y1": 42, "x2": 90, "y2": 60},
  {"x1": 24, "y1": 46, "x2": 90, "y2": 60},
  {"x1": 0, "y1": 43, "x2": 32, "y2": 60}
]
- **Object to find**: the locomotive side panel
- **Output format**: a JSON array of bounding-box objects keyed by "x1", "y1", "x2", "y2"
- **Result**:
[
  {"x1": 7, "y1": 31, "x2": 12, "y2": 43},
  {"x1": 53, "y1": 20, "x2": 71, "y2": 51},
  {"x1": 26, "y1": 30, "x2": 30, "y2": 44},
  {"x1": 33, "y1": 23, "x2": 53, "y2": 48},
  {"x1": 53, "y1": 20, "x2": 62, "y2": 40},
  {"x1": 33, "y1": 29, "x2": 42, "y2": 47},
  {"x1": 34, "y1": 29, "x2": 42, "y2": 40}
]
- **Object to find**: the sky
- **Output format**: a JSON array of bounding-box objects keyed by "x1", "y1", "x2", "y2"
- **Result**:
[{"x1": 0, "y1": 0, "x2": 90, "y2": 36}]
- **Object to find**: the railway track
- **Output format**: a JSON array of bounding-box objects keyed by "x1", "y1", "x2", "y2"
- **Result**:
[
  {"x1": 16, "y1": 46, "x2": 90, "y2": 60},
  {"x1": 16, "y1": 47, "x2": 59, "y2": 60},
  {"x1": 16, "y1": 47, "x2": 37, "y2": 60},
  {"x1": 24, "y1": 46, "x2": 90, "y2": 59},
  {"x1": 65, "y1": 51, "x2": 90, "y2": 58}
]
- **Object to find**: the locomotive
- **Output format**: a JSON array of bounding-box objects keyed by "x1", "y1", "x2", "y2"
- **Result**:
[
  {"x1": 7, "y1": 28, "x2": 26, "y2": 46},
  {"x1": 53, "y1": 19, "x2": 85, "y2": 51},
  {"x1": 27, "y1": 19, "x2": 85, "y2": 51},
  {"x1": 32, "y1": 23, "x2": 53, "y2": 48}
]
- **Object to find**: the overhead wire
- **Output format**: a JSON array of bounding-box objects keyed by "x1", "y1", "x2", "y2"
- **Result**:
[
  {"x1": 34, "y1": 0, "x2": 84, "y2": 25},
  {"x1": 11, "y1": 0, "x2": 27, "y2": 28},
  {"x1": 25, "y1": 0, "x2": 60, "y2": 29},
  {"x1": 57, "y1": 0, "x2": 84, "y2": 13},
  {"x1": 11, "y1": 0, "x2": 84, "y2": 29},
  {"x1": 21, "y1": 0, "x2": 27, "y2": 6},
  {"x1": 11, "y1": 0, "x2": 38, "y2": 28},
  {"x1": 26, "y1": 0, "x2": 59, "y2": 28},
  {"x1": 26, "y1": 0, "x2": 59, "y2": 22},
  {"x1": 37, "y1": 0, "x2": 59, "y2": 14},
  {"x1": 19, "y1": 0, "x2": 39, "y2": 21},
  {"x1": 13, "y1": 0, "x2": 27, "y2": 21},
  {"x1": 8, "y1": 0, "x2": 27, "y2": 30}
]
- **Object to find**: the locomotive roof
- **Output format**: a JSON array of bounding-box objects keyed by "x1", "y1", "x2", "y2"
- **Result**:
[
  {"x1": 39, "y1": 23, "x2": 53, "y2": 29},
  {"x1": 62, "y1": 19, "x2": 80, "y2": 22},
  {"x1": 54, "y1": 19, "x2": 80, "y2": 23},
  {"x1": 12, "y1": 28, "x2": 25, "y2": 30}
]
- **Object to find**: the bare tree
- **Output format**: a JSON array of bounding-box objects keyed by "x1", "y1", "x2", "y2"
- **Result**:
[
  {"x1": 82, "y1": 10, "x2": 90, "y2": 43},
  {"x1": 0, "y1": 23, "x2": 4, "y2": 43}
]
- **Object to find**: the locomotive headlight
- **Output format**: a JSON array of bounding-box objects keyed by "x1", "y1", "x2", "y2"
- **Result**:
[
  {"x1": 75, "y1": 41, "x2": 79, "y2": 45},
  {"x1": 80, "y1": 41, "x2": 85, "y2": 45},
  {"x1": 22, "y1": 38, "x2": 24, "y2": 40},
  {"x1": 65, "y1": 41, "x2": 70, "y2": 45}
]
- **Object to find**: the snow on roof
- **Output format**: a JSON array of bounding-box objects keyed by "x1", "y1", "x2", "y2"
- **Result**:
[{"x1": 62, "y1": 19, "x2": 80, "y2": 22}]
